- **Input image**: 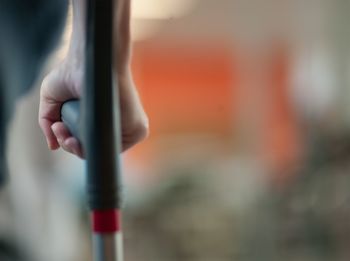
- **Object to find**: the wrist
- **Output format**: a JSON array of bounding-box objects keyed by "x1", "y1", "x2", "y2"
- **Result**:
[{"x1": 67, "y1": 0, "x2": 85, "y2": 62}]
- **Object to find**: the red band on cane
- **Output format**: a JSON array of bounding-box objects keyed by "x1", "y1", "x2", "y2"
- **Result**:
[{"x1": 92, "y1": 209, "x2": 121, "y2": 233}]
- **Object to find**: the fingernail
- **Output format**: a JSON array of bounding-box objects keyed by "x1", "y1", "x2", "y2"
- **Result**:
[
  {"x1": 51, "y1": 124, "x2": 56, "y2": 133},
  {"x1": 46, "y1": 138, "x2": 52, "y2": 149},
  {"x1": 46, "y1": 139, "x2": 51, "y2": 150}
]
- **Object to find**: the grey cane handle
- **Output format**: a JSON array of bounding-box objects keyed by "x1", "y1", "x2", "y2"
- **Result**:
[{"x1": 61, "y1": 99, "x2": 81, "y2": 142}]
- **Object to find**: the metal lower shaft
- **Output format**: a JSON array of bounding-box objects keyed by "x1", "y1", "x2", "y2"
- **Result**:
[{"x1": 93, "y1": 232, "x2": 123, "y2": 261}]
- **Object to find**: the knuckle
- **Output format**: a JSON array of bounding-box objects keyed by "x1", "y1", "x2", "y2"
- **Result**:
[
  {"x1": 134, "y1": 117, "x2": 149, "y2": 142},
  {"x1": 41, "y1": 74, "x2": 51, "y2": 89}
]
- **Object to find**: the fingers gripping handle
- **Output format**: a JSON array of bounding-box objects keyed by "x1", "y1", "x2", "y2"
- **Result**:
[{"x1": 61, "y1": 100, "x2": 82, "y2": 142}]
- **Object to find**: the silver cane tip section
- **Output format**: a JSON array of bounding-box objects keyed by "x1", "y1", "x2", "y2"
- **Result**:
[{"x1": 93, "y1": 232, "x2": 123, "y2": 261}]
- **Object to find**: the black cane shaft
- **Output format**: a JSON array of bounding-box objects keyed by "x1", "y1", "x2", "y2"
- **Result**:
[
  {"x1": 84, "y1": 0, "x2": 121, "y2": 210},
  {"x1": 62, "y1": 0, "x2": 123, "y2": 260}
]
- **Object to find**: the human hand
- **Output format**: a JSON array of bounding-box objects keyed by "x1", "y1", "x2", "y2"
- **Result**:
[{"x1": 39, "y1": 0, "x2": 148, "y2": 158}]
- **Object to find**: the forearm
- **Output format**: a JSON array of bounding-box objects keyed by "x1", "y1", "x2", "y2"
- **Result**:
[{"x1": 68, "y1": 0, "x2": 86, "y2": 59}]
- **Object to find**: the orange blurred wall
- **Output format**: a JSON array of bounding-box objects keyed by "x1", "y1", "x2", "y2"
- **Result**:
[{"x1": 129, "y1": 39, "x2": 301, "y2": 184}]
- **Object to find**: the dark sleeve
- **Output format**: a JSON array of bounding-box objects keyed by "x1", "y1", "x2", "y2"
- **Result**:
[{"x1": 0, "y1": 0, "x2": 69, "y2": 185}]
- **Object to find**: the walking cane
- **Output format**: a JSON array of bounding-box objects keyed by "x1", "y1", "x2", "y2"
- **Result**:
[{"x1": 61, "y1": 0, "x2": 123, "y2": 260}]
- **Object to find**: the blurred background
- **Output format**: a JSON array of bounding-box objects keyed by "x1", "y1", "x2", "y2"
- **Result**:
[{"x1": 2, "y1": 0, "x2": 350, "y2": 260}]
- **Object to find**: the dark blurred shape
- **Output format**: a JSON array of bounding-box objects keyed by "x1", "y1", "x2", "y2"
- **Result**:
[
  {"x1": 0, "y1": 0, "x2": 68, "y2": 185},
  {"x1": 0, "y1": 238, "x2": 26, "y2": 261}
]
